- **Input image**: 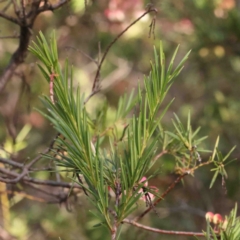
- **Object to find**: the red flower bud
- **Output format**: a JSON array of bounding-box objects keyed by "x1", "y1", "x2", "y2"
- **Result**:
[
  {"x1": 213, "y1": 214, "x2": 223, "y2": 225},
  {"x1": 205, "y1": 212, "x2": 214, "y2": 222}
]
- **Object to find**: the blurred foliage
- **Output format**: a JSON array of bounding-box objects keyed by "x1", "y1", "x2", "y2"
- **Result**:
[{"x1": 0, "y1": 0, "x2": 240, "y2": 239}]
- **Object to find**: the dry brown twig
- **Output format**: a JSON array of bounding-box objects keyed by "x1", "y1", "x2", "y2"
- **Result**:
[
  {"x1": 0, "y1": 0, "x2": 70, "y2": 93},
  {"x1": 122, "y1": 218, "x2": 206, "y2": 237},
  {"x1": 84, "y1": 5, "x2": 158, "y2": 104},
  {"x1": 0, "y1": 0, "x2": 72, "y2": 203}
]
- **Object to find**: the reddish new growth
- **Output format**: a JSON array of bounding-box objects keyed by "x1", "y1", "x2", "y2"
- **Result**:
[{"x1": 49, "y1": 70, "x2": 58, "y2": 104}]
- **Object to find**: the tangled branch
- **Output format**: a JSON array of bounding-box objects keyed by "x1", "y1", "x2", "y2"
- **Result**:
[{"x1": 0, "y1": 0, "x2": 70, "y2": 92}]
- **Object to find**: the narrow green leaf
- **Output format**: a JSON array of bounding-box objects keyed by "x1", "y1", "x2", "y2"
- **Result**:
[
  {"x1": 209, "y1": 170, "x2": 219, "y2": 188},
  {"x1": 211, "y1": 136, "x2": 220, "y2": 161}
]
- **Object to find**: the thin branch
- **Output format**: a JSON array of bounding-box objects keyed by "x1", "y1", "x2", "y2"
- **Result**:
[
  {"x1": 122, "y1": 219, "x2": 205, "y2": 237},
  {"x1": 0, "y1": 167, "x2": 81, "y2": 188},
  {"x1": 20, "y1": 0, "x2": 26, "y2": 20},
  {"x1": 135, "y1": 173, "x2": 188, "y2": 221},
  {"x1": 83, "y1": 89, "x2": 100, "y2": 104},
  {"x1": 23, "y1": 181, "x2": 80, "y2": 206},
  {"x1": 0, "y1": 188, "x2": 74, "y2": 204},
  {"x1": 93, "y1": 7, "x2": 157, "y2": 89},
  {"x1": 0, "y1": 133, "x2": 60, "y2": 167},
  {"x1": 37, "y1": 0, "x2": 70, "y2": 13},
  {"x1": 12, "y1": 0, "x2": 21, "y2": 18},
  {"x1": 0, "y1": 25, "x2": 31, "y2": 92},
  {"x1": 153, "y1": 150, "x2": 168, "y2": 162},
  {"x1": 0, "y1": 157, "x2": 23, "y2": 168},
  {"x1": 25, "y1": 181, "x2": 65, "y2": 198},
  {"x1": 0, "y1": 135, "x2": 81, "y2": 189},
  {"x1": 190, "y1": 160, "x2": 212, "y2": 172},
  {"x1": 26, "y1": 0, "x2": 41, "y2": 19},
  {"x1": 28, "y1": 167, "x2": 55, "y2": 171},
  {"x1": 0, "y1": 148, "x2": 50, "y2": 183},
  {"x1": 0, "y1": 0, "x2": 71, "y2": 93},
  {"x1": 0, "y1": 10, "x2": 19, "y2": 23},
  {"x1": 84, "y1": 6, "x2": 158, "y2": 104}
]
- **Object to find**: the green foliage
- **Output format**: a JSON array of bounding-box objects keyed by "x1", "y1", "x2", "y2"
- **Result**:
[
  {"x1": 29, "y1": 31, "x2": 235, "y2": 238},
  {"x1": 165, "y1": 112, "x2": 209, "y2": 170},
  {"x1": 209, "y1": 143, "x2": 236, "y2": 189}
]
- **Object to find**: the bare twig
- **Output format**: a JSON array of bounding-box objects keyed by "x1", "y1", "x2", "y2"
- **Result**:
[
  {"x1": 0, "y1": 148, "x2": 50, "y2": 183},
  {"x1": 0, "y1": 129, "x2": 72, "y2": 183},
  {"x1": 20, "y1": 0, "x2": 26, "y2": 19},
  {"x1": 84, "y1": 6, "x2": 158, "y2": 104},
  {"x1": 83, "y1": 89, "x2": 100, "y2": 104},
  {"x1": 0, "y1": 157, "x2": 23, "y2": 168},
  {"x1": 0, "y1": 0, "x2": 70, "y2": 93},
  {"x1": 0, "y1": 135, "x2": 81, "y2": 190},
  {"x1": 0, "y1": 157, "x2": 54, "y2": 172},
  {"x1": 0, "y1": 0, "x2": 75, "y2": 185},
  {"x1": 0, "y1": 25, "x2": 31, "y2": 92},
  {"x1": 25, "y1": 181, "x2": 66, "y2": 198},
  {"x1": 122, "y1": 218, "x2": 205, "y2": 237},
  {"x1": 0, "y1": 133, "x2": 72, "y2": 186},
  {"x1": 37, "y1": 0, "x2": 70, "y2": 13},
  {"x1": 0, "y1": 10, "x2": 19, "y2": 23},
  {"x1": 12, "y1": 0, "x2": 21, "y2": 18},
  {"x1": 0, "y1": 167, "x2": 81, "y2": 189},
  {"x1": 153, "y1": 150, "x2": 168, "y2": 162}
]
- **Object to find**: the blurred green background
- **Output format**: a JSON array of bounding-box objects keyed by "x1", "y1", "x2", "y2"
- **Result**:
[{"x1": 0, "y1": 0, "x2": 240, "y2": 239}]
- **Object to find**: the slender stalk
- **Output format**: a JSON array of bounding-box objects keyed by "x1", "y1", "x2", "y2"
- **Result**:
[
  {"x1": 123, "y1": 219, "x2": 206, "y2": 237},
  {"x1": 84, "y1": 6, "x2": 158, "y2": 104}
]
